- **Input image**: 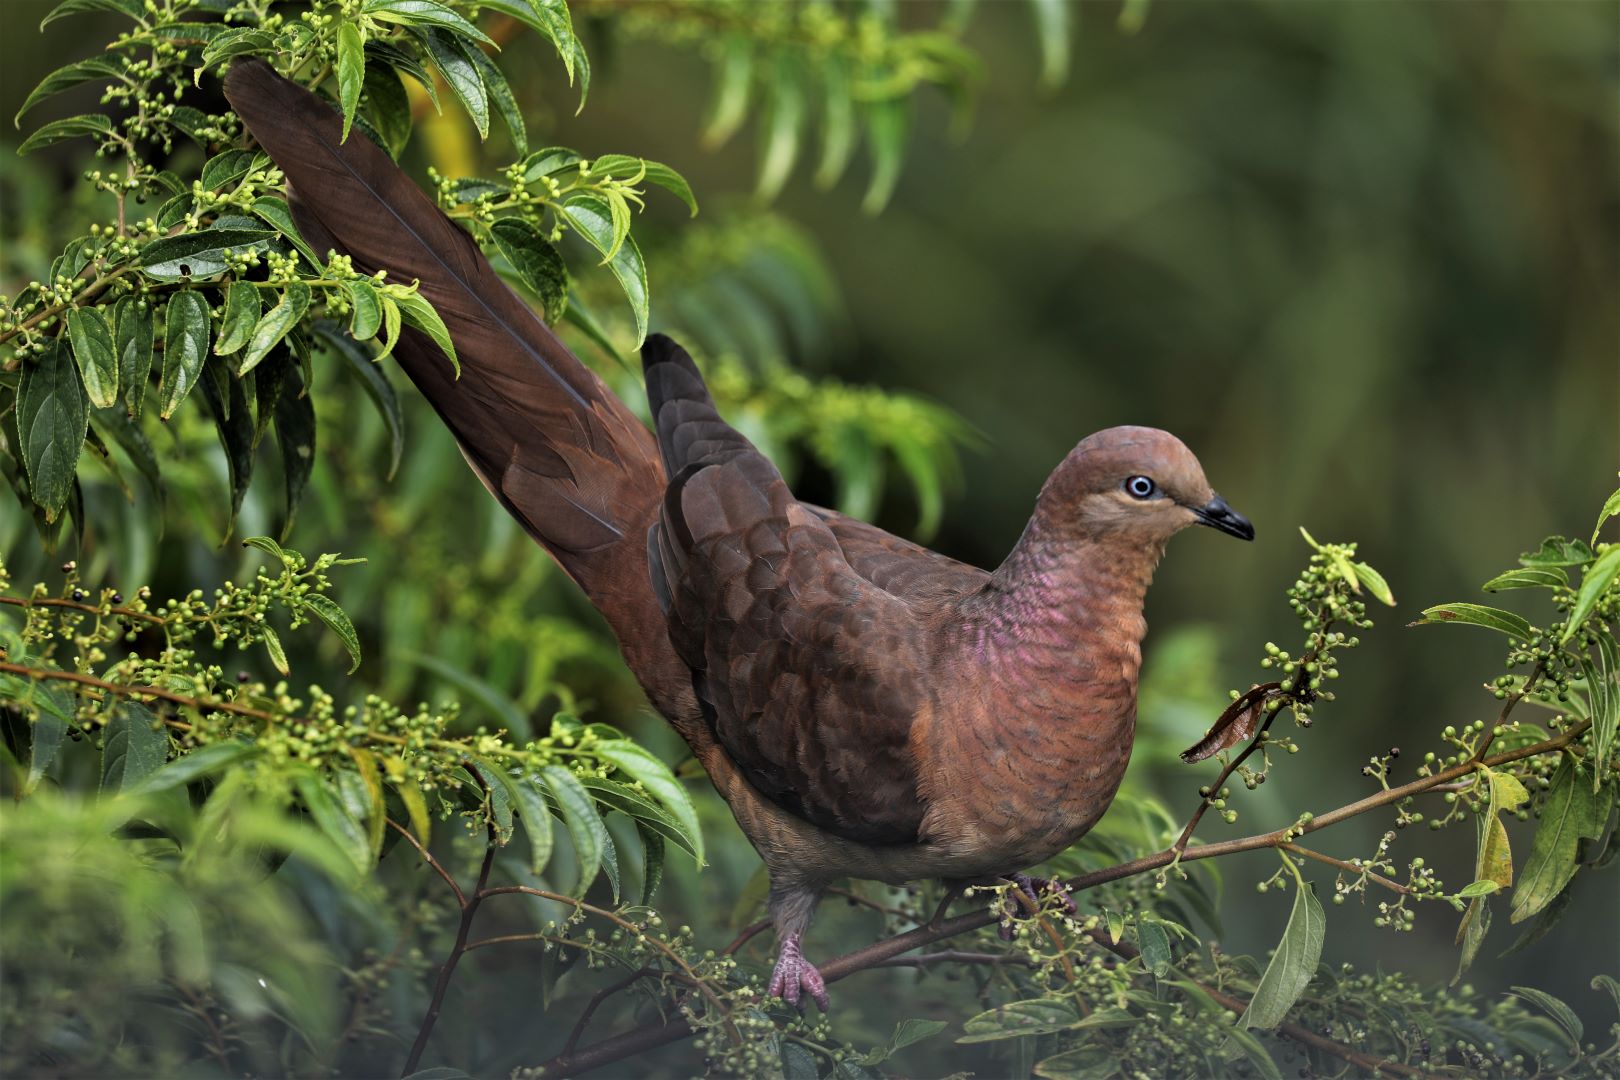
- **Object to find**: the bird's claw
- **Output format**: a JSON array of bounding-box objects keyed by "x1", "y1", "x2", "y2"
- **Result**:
[
  {"x1": 769, "y1": 934, "x2": 829, "y2": 1011},
  {"x1": 997, "y1": 874, "x2": 1077, "y2": 940}
]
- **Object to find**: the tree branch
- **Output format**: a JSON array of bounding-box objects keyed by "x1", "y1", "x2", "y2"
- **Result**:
[{"x1": 533, "y1": 717, "x2": 1588, "y2": 1077}]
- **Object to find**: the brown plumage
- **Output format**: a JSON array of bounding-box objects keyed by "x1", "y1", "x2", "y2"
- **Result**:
[{"x1": 224, "y1": 61, "x2": 1255, "y2": 1009}]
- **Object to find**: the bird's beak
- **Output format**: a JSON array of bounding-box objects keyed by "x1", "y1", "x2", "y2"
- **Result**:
[{"x1": 1193, "y1": 494, "x2": 1255, "y2": 541}]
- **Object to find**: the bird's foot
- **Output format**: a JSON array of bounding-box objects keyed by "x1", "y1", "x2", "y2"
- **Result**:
[
  {"x1": 997, "y1": 874, "x2": 1078, "y2": 940},
  {"x1": 768, "y1": 933, "x2": 829, "y2": 1011}
]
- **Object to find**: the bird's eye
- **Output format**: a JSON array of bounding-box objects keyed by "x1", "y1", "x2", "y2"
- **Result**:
[{"x1": 1124, "y1": 475, "x2": 1157, "y2": 499}]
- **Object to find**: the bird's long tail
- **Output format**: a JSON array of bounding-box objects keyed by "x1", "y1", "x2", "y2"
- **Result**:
[{"x1": 223, "y1": 60, "x2": 686, "y2": 705}]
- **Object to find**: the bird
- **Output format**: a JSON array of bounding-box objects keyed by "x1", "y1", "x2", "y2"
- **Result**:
[{"x1": 224, "y1": 60, "x2": 1255, "y2": 1010}]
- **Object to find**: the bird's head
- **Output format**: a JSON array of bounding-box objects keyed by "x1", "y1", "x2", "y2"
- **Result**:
[{"x1": 1046, "y1": 425, "x2": 1254, "y2": 545}]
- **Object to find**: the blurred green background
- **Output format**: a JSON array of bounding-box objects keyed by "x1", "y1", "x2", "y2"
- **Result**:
[{"x1": 3, "y1": 0, "x2": 1617, "y2": 1073}]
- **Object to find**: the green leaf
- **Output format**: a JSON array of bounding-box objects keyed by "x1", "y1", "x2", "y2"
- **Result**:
[
  {"x1": 558, "y1": 195, "x2": 649, "y2": 347},
  {"x1": 756, "y1": 54, "x2": 804, "y2": 202},
  {"x1": 1483, "y1": 566, "x2": 1569, "y2": 592},
  {"x1": 521, "y1": 145, "x2": 581, "y2": 182},
  {"x1": 313, "y1": 322, "x2": 402, "y2": 479},
  {"x1": 385, "y1": 287, "x2": 459, "y2": 373},
  {"x1": 1511, "y1": 758, "x2": 1601, "y2": 923},
  {"x1": 1411, "y1": 603, "x2": 1533, "y2": 639},
  {"x1": 113, "y1": 296, "x2": 154, "y2": 418},
  {"x1": 541, "y1": 765, "x2": 605, "y2": 896},
  {"x1": 240, "y1": 283, "x2": 311, "y2": 375},
  {"x1": 1593, "y1": 974, "x2": 1620, "y2": 1016},
  {"x1": 18, "y1": 113, "x2": 114, "y2": 154},
  {"x1": 1352, "y1": 561, "x2": 1395, "y2": 605},
  {"x1": 641, "y1": 161, "x2": 698, "y2": 217},
  {"x1": 199, "y1": 149, "x2": 259, "y2": 192},
  {"x1": 100, "y1": 702, "x2": 169, "y2": 793},
  {"x1": 1241, "y1": 882, "x2": 1325, "y2": 1030},
  {"x1": 1562, "y1": 545, "x2": 1620, "y2": 643},
  {"x1": 1220, "y1": 1028, "x2": 1283, "y2": 1080},
  {"x1": 200, "y1": 26, "x2": 274, "y2": 69},
  {"x1": 593, "y1": 739, "x2": 704, "y2": 866},
  {"x1": 377, "y1": 295, "x2": 402, "y2": 361},
  {"x1": 40, "y1": 0, "x2": 143, "y2": 30},
  {"x1": 1593, "y1": 481, "x2": 1620, "y2": 545},
  {"x1": 274, "y1": 370, "x2": 316, "y2": 537},
  {"x1": 66, "y1": 306, "x2": 118, "y2": 409},
  {"x1": 1587, "y1": 633, "x2": 1617, "y2": 792},
  {"x1": 337, "y1": 22, "x2": 366, "y2": 141},
  {"x1": 303, "y1": 594, "x2": 361, "y2": 673},
  {"x1": 393, "y1": 770, "x2": 432, "y2": 847},
  {"x1": 14, "y1": 56, "x2": 121, "y2": 126},
  {"x1": 17, "y1": 338, "x2": 88, "y2": 521},
  {"x1": 862, "y1": 98, "x2": 910, "y2": 215},
  {"x1": 138, "y1": 228, "x2": 276, "y2": 280},
  {"x1": 1137, "y1": 919, "x2": 1172, "y2": 977},
  {"x1": 360, "y1": 60, "x2": 413, "y2": 157},
  {"x1": 25, "y1": 712, "x2": 68, "y2": 794},
  {"x1": 158, "y1": 291, "x2": 210, "y2": 419},
  {"x1": 1029, "y1": 0, "x2": 1071, "y2": 90},
  {"x1": 416, "y1": 28, "x2": 488, "y2": 140},
  {"x1": 637, "y1": 823, "x2": 663, "y2": 903},
  {"x1": 814, "y1": 57, "x2": 857, "y2": 189},
  {"x1": 861, "y1": 1018, "x2": 948, "y2": 1065},
  {"x1": 131, "y1": 739, "x2": 256, "y2": 794},
  {"x1": 294, "y1": 770, "x2": 373, "y2": 875},
  {"x1": 501, "y1": 771, "x2": 555, "y2": 875},
  {"x1": 399, "y1": 649, "x2": 530, "y2": 740},
  {"x1": 489, "y1": 217, "x2": 569, "y2": 320},
  {"x1": 199, "y1": 361, "x2": 255, "y2": 530},
  {"x1": 1456, "y1": 880, "x2": 1502, "y2": 899},
  {"x1": 1519, "y1": 536, "x2": 1595, "y2": 568},
  {"x1": 1508, "y1": 987, "x2": 1583, "y2": 1052},
  {"x1": 1034, "y1": 1045, "x2": 1123, "y2": 1080},
  {"x1": 262, "y1": 623, "x2": 290, "y2": 675},
  {"x1": 90, "y1": 404, "x2": 161, "y2": 506},
  {"x1": 576, "y1": 776, "x2": 698, "y2": 862},
  {"x1": 460, "y1": 35, "x2": 524, "y2": 153},
  {"x1": 344, "y1": 280, "x2": 384, "y2": 340},
  {"x1": 248, "y1": 195, "x2": 321, "y2": 266},
  {"x1": 364, "y1": 0, "x2": 494, "y2": 44},
  {"x1": 958, "y1": 999, "x2": 1079, "y2": 1043},
  {"x1": 216, "y1": 280, "x2": 262, "y2": 356},
  {"x1": 702, "y1": 36, "x2": 752, "y2": 148}
]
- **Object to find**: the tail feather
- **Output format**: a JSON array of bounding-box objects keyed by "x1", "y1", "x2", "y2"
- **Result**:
[
  {"x1": 641, "y1": 334, "x2": 754, "y2": 475},
  {"x1": 223, "y1": 61, "x2": 682, "y2": 698}
]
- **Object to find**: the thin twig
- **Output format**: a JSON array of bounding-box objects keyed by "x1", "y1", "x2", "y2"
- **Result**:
[
  {"x1": 386, "y1": 818, "x2": 465, "y2": 909},
  {"x1": 0, "y1": 595, "x2": 166, "y2": 625},
  {"x1": 722, "y1": 919, "x2": 771, "y2": 957},
  {"x1": 533, "y1": 717, "x2": 1588, "y2": 1077},
  {"x1": 1281, "y1": 843, "x2": 1410, "y2": 896}
]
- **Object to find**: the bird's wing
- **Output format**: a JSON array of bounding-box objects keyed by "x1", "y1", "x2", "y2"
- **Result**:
[
  {"x1": 644, "y1": 338, "x2": 932, "y2": 845},
  {"x1": 806, "y1": 506, "x2": 990, "y2": 602}
]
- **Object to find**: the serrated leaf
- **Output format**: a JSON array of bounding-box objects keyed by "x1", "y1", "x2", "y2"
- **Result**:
[
  {"x1": 25, "y1": 713, "x2": 68, "y2": 794},
  {"x1": 158, "y1": 292, "x2": 210, "y2": 419},
  {"x1": 248, "y1": 195, "x2": 321, "y2": 267},
  {"x1": 18, "y1": 113, "x2": 114, "y2": 154},
  {"x1": 393, "y1": 772, "x2": 432, "y2": 847},
  {"x1": 344, "y1": 279, "x2": 383, "y2": 340},
  {"x1": 501, "y1": 771, "x2": 555, "y2": 875},
  {"x1": 273, "y1": 367, "x2": 315, "y2": 536},
  {"x1": 1457, "y1": 880, "x2": 1501, "y2": 899},
  {"x1": 593, "y1": 739, "x2": 703, "y2": 866},
  {"x1": 1587, "y1": 634, "x2": 1617, "y2": 793},
  {"x1": 14, "y1": 57, "x2": 121, "y2": 126},
  {"x1": 637, "y1": 823, "x2": 663, "y2": 903},
  {"x1": 294, "y1": 770, "x2": 372, "y2": 874},
  {"x1": 1519, "y1": 536, "x2": 1595, "y2": 568},
  {"x1": 240, "y1": 283, "x2": 310, "y2": 375},
  {"x1": 958, "y1": 999, "x2": 1079, "y2": 1043},
  {"x1": 641, "y1": 161, "x2": 697, "y2": 216},
  {"x1": 66, "y1": 306, "x2": 118, "y2": 408},
  {"x1": 1512, "y1": 758, "x2": 1601, "y2": 923},
  {"x1": 261, "y1": 623, "x2": 290, "y2": 675},
  {"x1": 100, "y1": 702, "x2": 169, "y2": 793},
  {"x1": 313, "y1": 322, "x2": 402, "y2": 479},
  {"x1": 131, "y1": 739, "x2": 256, "y2": 794},
  {"x1": 1137, "y1": 919, "x2": 1172, "y2": 977},
  {"x1": 216, "y1": 280, "x2": 262, "y2": 356},
  {"x1": 1563, "y1": 546, "x2": 1620, "y2": 644},
  {"x1": 1352, "y1": 561, "x2": 1395, "y2": 605},
  {"x1": 1593, "y1": 482, "x2": 1620, "y2": 545},
  {"x1": 460, "y1": 35, "x2": 524, "y2": 153},
  {"x1": 1508, "y1": 987, "x2": 1583, "y2": 1051},
  {"x1": 17, "y1": 337, "x2": 89, "y2": 521},
  {"x1": 558, "y1": 195, "x2": 649, "y2": 347},
  {"x1": 365, "y1": 0, "x2": 493, "y2": 42},
  {"x1": 416, "y1": 27, "x2": 488, "y2": 140},
  {"x1": 139, "y1": 227, "x2": 276, "y2": 281},
  {"x1": 521, "y1": 145, "x2": 581, "y2": 182},
  {"x1": 303, "y1": 593, "x2": 361, "y2": 673},
  {"x1": 1411, "y1": 603, "x2": 1533, "y2": 639},
  {"x1": 1241, "y1": 882, "x2": 1325, "y2": 1030},
  {"x1": 541, "y1": 765, "x2": 604, "y2": 896},
  {"x1": 1484, "y1": 566, "x2": 1569, "y2": 592},
  {"x1": 337, "y1": 22, "x2": 366, "y2": 141},
  {"x1": 385, "y1": 288, "x2": 458, "y2": 373},
  {"x1": 489, "y1": 217, "x2": 568, "y2": 320},
  {"x1": 113, "y1": 296, "x2": 154, "y2": 417}
]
